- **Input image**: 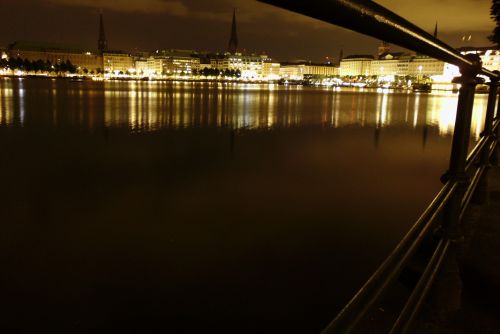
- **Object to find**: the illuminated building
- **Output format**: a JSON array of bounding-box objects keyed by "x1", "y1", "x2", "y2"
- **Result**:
[
  {"x1": 154, "y1": 50, "x2": 201, "y2": 76},
  {"x1": 5, "y1": 13, "x2": 111, "y2": 73},
  {"x1": 302, "y1": 64, "x2": 339, "y2": 77},
  {"x1": 210, "y1": 54, "x2": 230, "y2": 71},
  {"x1": 279, "y1": 65, "x2": 303, "y2": 80},
  {"x1": 262, "y1": 62, "x2": 281, "y2": 80},
  {"x1": 458, "y1": 46, "x2": 500, "y2": 72},
  {"x1": 207, "y1": 52, "x2": 274, "y2": 79},
  {"x1": 8, "y1": 41, "x2": 103, "y2": 72},
  {"x1": 342, "y1": 52, "x2": 447, "y2": 80},
  {"x1": 280, "y1": 63, "x2": 339, "y2": 80},
  {"x1": 199, "y1": 56, "x2": 212, "y2": 71},
  {"x1": 406, "y1": 55, "x2": 446, "y2": 77},
  {"x1": 371, "y1": 53, "x2": 401, "y2": 76},
  {"x1": 340, "y1": 55, "x2": 374, "y2": 76},
  {"x1": 103, "y1": 52, "x2": 134, "y2": 74},
  {"x1": 479, "y1": 49, "x2": 500, "y2": 71},
  {"x1": 135, "y1": 57, "x2": 164, "y2": 76},
  {"x1": 227, "y1": 53, "x2": 266, "y2": 79}
]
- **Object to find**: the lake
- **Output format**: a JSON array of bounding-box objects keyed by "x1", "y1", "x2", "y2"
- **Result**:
[{"x1": 0, "y1": 78, "x2": 488, "y2": 333}]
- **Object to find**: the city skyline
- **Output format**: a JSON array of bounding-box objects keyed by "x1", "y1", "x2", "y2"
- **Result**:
[{"x1": 0, "y1": 0, "x2": 495, "y2": 61}]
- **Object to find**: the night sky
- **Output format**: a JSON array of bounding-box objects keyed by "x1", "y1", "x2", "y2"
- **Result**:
[{"x1": 0, "y1": 0, "x2": 495, "y2": 61}]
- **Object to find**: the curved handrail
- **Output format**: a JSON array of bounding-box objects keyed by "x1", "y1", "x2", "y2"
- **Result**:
[
  {"x1": 258, "y1": 0, "x2": 499, "y2": 79},
  {"x1": 257, "y1": 0, "x2": 500, "y2": 333}
]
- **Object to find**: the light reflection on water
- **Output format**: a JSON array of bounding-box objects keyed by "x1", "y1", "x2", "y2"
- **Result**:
[
  {"x1": 0, "y1": 79, "x2": 488, "y2": 141},
  {"x1": 114, "y1": 81, "x2": 484, "y2": 138}
]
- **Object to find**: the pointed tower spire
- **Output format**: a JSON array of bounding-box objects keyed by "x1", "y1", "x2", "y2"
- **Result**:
[
  {"x1": 98, "y1": 11, "x2": 108, "y2": 54},
  {"x1": 433, "y1": 21, "x2": 438, "y2": 39},
  {"x1": 228, "y1": 9, "x2": 238, "y2": 54}
]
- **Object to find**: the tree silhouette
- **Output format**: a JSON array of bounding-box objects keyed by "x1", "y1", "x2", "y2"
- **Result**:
[{"x1": 489, "y1": 0, "x2": 500, "y2": 45}]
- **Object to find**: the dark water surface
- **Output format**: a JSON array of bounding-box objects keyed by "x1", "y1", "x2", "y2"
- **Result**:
[{"x1": 0, "y1": 78, "x2": 488, "y2": 333}]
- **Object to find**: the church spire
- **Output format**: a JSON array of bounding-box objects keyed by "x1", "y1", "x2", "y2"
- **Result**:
[
  {"x1": 228, "y1": 9, "x2": 238, "y2": 54},
  {"x1": 98, "y1": 11, "x2": 108, "y2": 54},
  {"x1": 433, "y1": 21, "x2": 438, "y2": 38}
]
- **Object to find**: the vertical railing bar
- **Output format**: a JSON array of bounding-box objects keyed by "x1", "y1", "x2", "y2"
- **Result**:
[{"x1": 479, "y1": 76, "x2": 499, "y2": 165}]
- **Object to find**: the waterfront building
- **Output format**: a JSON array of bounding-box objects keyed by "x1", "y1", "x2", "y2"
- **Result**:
[
  {"x1": 279, "y1": 63, "x2": 339, "y2": 80},
  {"x1": 458, "y1": 46, "x2": 500, "y2": 72},
  {"x1": 371, "y1": 52, "x2": 405, "y2": 76},
  {"x1": 478, "y1": 49, "x2": 500, "y2": 71},
  {"x1": 279, "y1": 65, "x2": 304, "y2": 80},
  {"x1": 262, "y1": 62, "x2": 281, "y2": 80},
  {"x1": 339, "y1": 55, "x2": 374, "y2": 76},
  {"x1": 407, "y1": 55, "x2": 446, "y2": 77},
  {"x1": 5, "y1": 13, "x2": 112, "y2": 74},
  {"x1": 135, "y1": 57, "x2": 164, "y2": 76},
  {"x1": 155, "y1": 49, "x2": 201, "y2": 76},
  {"x1": 210, "y1": 54, "x2": 230, "y2": 71},
  {"x1": 103, "y1": 52, "x2": 134, "y2": 74},
  {"x1": 198, "y1": 56, "x2": 212, "y2": 71},
  {"x1": 341, "y1": 51, "x2": 447, "y2": 80},
  {"x1": 8, "y1": 41, "x2": 103, "y2": 72},
  {"x1": 376, "y1": 53, "x2": 446, "y2": 77},
  {"x1": 227, "y1": 53, "x2": 266, "y2": 79},
  {"x1": 134, "y1": 59, "x2": 149, "y2": 74},
  {"x1": 206, "y1": 52, "x2": 275, "y2": 79},
  {"x1": 302, "y1": 63, "x2": 339, "y2": 77}
]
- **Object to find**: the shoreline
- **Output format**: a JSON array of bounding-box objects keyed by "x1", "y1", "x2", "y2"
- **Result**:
[{"x1": 0, "y1": 74, "x2": 470, "y2": 93}]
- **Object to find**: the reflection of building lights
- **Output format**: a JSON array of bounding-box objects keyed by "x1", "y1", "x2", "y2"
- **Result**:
[
  {"x1": 413, "y1": 93, "x2": 420, "y2": 128},
  {"x1": 437, "y1": 107, "x2": 456, "y2": 136}
]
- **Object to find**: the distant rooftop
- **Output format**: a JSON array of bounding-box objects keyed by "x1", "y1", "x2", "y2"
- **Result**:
[
  {"x1": 377, "y1": 52, "x2": 407, "y2": 60},
  {"x1": 457, "y1": 46, "x2": 499, "y2": 56},
  {"x1": 343, "y1": 54, "x2": 375, "y2": 60},
  {"x1": 157, "y1": 49, "x2": 199, "y2": 57},
  {"x1": 8, "y1": 40, "x2": 95, "y2": 54},
  {"x1": 457, "y1": 46, "x2": 497, "y2": 52},
  {"x1": 280, "y1": 61, "x2": 337, "y2": 67}
]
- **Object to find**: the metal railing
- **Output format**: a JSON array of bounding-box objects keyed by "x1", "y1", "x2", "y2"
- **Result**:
[{"x1": 258, "y1": 1, "x2": 500, "y2": 332}]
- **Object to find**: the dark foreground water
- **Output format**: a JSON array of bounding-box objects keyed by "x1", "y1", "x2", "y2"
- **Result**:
[{"x1": 0, "y1": 78, "x2": 488, "y2": 333}]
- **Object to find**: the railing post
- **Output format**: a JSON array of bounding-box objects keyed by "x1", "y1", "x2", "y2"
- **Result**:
[
  {"x1": 482, "y1": 71, "x2": 500, "y2": 165},
  {"x1": 442, "y1": 55, "x2": 482, "y2": 185},
  {"x1": 492, "y1": 74, "x2": 500, "y2": 166},
  {"x1": 474, "y1": 72, "x2": 499, "y2": 203},
  {"x1": 482, "y1": 73, "x2": 499, "y2": 161},
  {"x1": 433, "y1": 54, "x2": 482, "y2": 320},
  {"x1": 496, "y1": 76, "x2": 500, "y2": 122}
]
